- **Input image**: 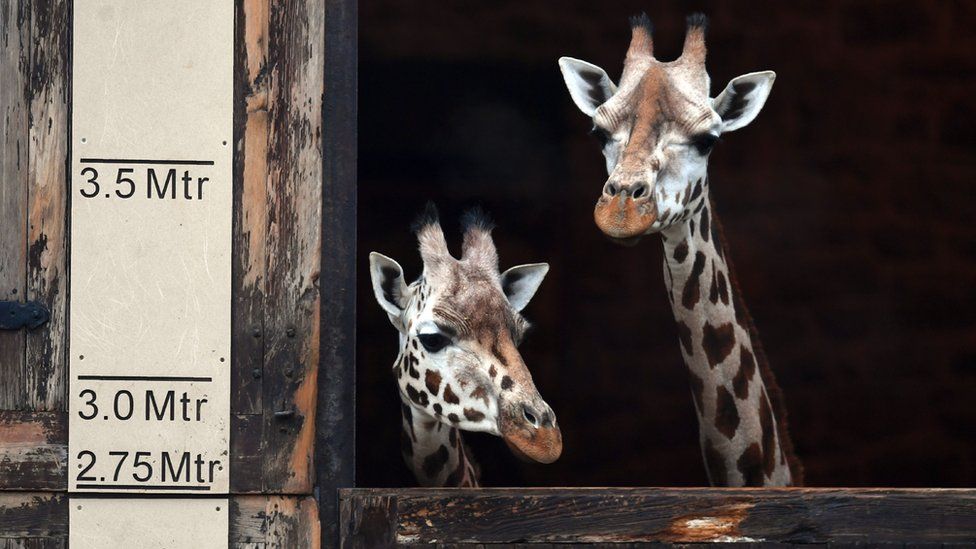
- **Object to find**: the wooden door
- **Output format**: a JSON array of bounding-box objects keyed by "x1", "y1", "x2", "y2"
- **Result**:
[{"x1": 0, "y1": 0, "x2": 356, "y2": 545}]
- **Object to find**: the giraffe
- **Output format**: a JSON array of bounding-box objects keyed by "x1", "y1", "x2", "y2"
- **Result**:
[
  {"x1": 558, "y1": 13, "x2": 802, "y2": 486},
  {"x1": 368, "y1": 205, "x2": 561, "y2": 487}
]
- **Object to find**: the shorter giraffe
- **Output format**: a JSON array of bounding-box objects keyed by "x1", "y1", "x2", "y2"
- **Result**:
[{"x1": 369, "y1": 205, "x2": 561, "y2": 487}]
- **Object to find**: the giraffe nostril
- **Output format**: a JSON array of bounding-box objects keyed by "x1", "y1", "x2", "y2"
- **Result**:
[
  {"x1": 522, "y1": 405, "x2": 540, "y2": 428},
  {"x1": 604, "y1": 182, "x2": 618, "y2": 197},
  {"x1": 632, "y1": 182, "x2": 649, "y2": 199}
]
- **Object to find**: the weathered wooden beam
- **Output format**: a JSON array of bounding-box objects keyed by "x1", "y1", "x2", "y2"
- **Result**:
[
  {"x1": 260, "y1": 0, "x2": 324, "y2": 494},
  {"x1": 0, "y1": 0, "x2": 29, "y2": 410},
  {"x1": 340, "y1": 488, "x2": 976, "y2": 545},
  {"x1": 0, "y1": 493, "x2": 318, "y2": 546},
  {"x1": 25, "y1": 0, "x2": 69, "y2": 412}
]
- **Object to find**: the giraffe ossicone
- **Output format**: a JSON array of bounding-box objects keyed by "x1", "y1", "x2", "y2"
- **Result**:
[
  {"x1": 369, "y1": 204, "x2": 561, "y2": 486},
  {"x1": 559, "y1": 13, "x2": 803, "y2": 486}
]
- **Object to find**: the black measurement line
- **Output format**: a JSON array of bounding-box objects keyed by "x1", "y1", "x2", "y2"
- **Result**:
[
  {"x1": 76, "y1": 484, "x2": 212, "y2": 491},
  {"x1": 77, "y1": 375, "x2": 213, "y2": 382},
  {"x1": 79, "y1": 158, "x2": 215, "y2": 166}
]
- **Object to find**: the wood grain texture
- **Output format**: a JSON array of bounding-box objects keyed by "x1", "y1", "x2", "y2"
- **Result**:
[
  {"x1": 341, "y1": 488, "x2": 976, "y2": 545},
  {"x1": 24, "y1": 0, "x2": 68, "y2": 412},
  {"x1": 0, "y1": 493, "x2": 317, "y2": 546},
  {"x1": 0, "y1": 412, "x2": 64, "y2": 491},
  {"x1": 261, "y1": 0, "x2": 324, "y2": 493},
  {"x1": 0, "y1": 0, "x2": 29, "y2": 409},
  {"x1": 339, "y1": 494, "x2": 396, "y2": 549}
]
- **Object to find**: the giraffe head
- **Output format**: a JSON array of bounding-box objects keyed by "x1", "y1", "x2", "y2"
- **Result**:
[
  {"x1": 369, "y1": 205, "x2": 562, "y2": 464},
  {"x1": 559, "y1": 14, "x2": 775, "y2": 243}
]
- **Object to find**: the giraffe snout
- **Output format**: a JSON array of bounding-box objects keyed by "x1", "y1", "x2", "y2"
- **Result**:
[
  {"x1": 500, "y1": 398, "x2": 562, "y2": 464},
  {"x1": 594, "y1": 185, "x2": 657, "y2": 240}
]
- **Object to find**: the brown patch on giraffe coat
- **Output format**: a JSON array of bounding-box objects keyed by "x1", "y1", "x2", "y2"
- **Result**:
[
  {"x1": 464, "y1": 408, "x2": 485, "y2": 422},
  {"x1": 406, "y1": 353, "x2": 420, "y2": 379},
  {"x1": 702, "y1": 322, "x2": 736, "y2": 368},
  {"x1": 703, "y1": 438, "x2": 726, "y2": 486},
  {"x1": 717, "y1": 270, "x2": 729, "y2": 305},
  {"x1": 422, "y1": 444, "x2": 450, "y2": 478},
  {"x1": 737, "y1": 442, "x2": 765, "y2": 486},
  {"x1": 708, "y1": 261, "x2": 719, "y2": 304},
  {"x1": 760, "y1": 388, "x2": 778, "y2": 477},
  {"x1": 681, "y1": 252, "x2": 707, "y2": 309},
  {"x1": 432, "y1": 403, "x2": 442, "y2": 416},
  {"x1": 700, "y1": 204, "x2": 710, "y2": 243},
  {"x1": 424, "y1": 369, "x2": 442, "y2": 395},
  {"x1": 488, "y1": 364, "x2": 497, "y2": 379},
  {"x1": 443, "y1": 384, "x2": 460, "y2": 405},
  {"x1": 714, "y1": 386, "x2": 740, "y2": 440},
  {"x1": 406, "y1": 385, "x2": 429, "y2": 407},
  {"x1": 470, "y1": 386, "x2": 490, "y2": 406},
  {"x1": 501, "y1": 376, "x2": 514, "y2": 391},
  {"x1": 676, "y1": 320, "x2": 693, "y2": 355},
  {"x1": 448, "y1": 413, "x2": 460, "y2": 423},
  {"x1": 732, "y1": 346, "x2": 756, "y2": 400}
]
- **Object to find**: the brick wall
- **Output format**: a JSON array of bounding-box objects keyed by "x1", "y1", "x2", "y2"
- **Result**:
[{"x1": 358, "y1": 0, "x2": 976, "y2": 487}]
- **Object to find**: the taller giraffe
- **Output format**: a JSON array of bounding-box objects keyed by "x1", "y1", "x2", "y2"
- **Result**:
[
  {"x1": 369, "y1": 206, "x2": 561, "y2": 486},
  {"x1": 558, "y1": 14, "x2": 802, "y2": 486}
]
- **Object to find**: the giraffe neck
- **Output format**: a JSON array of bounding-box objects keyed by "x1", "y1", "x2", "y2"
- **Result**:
[
  {"x1": 399, "y1": 399, "x2": 480, "y2": 487},
  {"x1": 660, "y1": 182, "x2": 801, "y2": 486}
]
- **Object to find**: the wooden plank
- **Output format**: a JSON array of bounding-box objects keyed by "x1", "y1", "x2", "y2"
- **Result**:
[
  {"x1": 339, "y1": 494, "x2": 397, "y2": 549},
  {"x1": 260, "y1": 0, "x2": 324, "y2": 493},
  {"x1": 0, "y1": 538, "x2": 66, "y2": 549},
  {"x1": 340, "y1": 488, "x2": 976, "y2": 545},
  {"x1": 0, "y1": 493, "x2": 318, "y2": 546},
  {"x1": 0, "y1": 0, "x2": 29, "y2": 409},
  {"x1": 0, "y1": 412, "x2": 64, "y2": 491},
  {"x1": 317, "y1": 0, "x2": 357, "y2": 542},
  {"x1": 25, "y1": 0, "x2": 68, "y2": 412},
  {"x1": 232, "y1": 0, "x2": 270, "y2": 420},
  {"x1": 0, "y1": 494, "x2": 66, "y2": 539}
]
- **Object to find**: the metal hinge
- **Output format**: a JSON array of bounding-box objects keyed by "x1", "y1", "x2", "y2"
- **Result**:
[{"x1": 0, "y1": 300, "x2": 50, "y2": 330}]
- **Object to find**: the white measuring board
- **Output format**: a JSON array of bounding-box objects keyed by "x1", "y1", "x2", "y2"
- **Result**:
[
  {"x1": 70, "y1": 498, "x2": 229, "y2": 548},
  {"x1": 69, "y1": 0, "x2": 233, "y2": 494}
]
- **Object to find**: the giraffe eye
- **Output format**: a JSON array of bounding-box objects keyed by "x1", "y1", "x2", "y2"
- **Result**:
[
  {"x1": 589, "y1": 125, "x2": 610, "y2": 147},
  {"x1": 689, "y1": 133, "x2": 719, "y2": 155},
  {"x1": 418, "y1": 333, "x2": 450, "y2": 353}
]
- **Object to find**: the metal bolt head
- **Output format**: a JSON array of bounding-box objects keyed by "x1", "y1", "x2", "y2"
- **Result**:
[
  {"x1": 286, "y1": 327, "x2": 296, "y2": 338},
  {"x1": 251, "y1": 368, "x2": 262, "y2": 379}
]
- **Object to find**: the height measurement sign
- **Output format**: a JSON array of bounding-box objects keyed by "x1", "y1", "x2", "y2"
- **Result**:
[{"x1": 69, "y1": 0, "x2": 233, "y2": 494}]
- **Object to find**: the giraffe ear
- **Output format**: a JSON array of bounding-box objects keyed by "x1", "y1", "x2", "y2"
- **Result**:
[
  {"x1": 558, "y1": 57, "x2": 617, "y2": 117},
  {"x1": 712, "y1": 71, "x2": 776, "y2": 133},
  {"x1": 369, "y1": 252, "x2": 409, "y2": 322},
  {"x1": 500, "y1": 263, "x2": 549, "y2": 312}
]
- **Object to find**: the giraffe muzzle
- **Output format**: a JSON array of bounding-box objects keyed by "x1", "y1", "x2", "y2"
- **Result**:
[
  {"x1": 500, "y1": 403, "x2": 563, "y2": 464},
  {"x1": 594, "y1": 192, "x2": 656, "y2": 241}
]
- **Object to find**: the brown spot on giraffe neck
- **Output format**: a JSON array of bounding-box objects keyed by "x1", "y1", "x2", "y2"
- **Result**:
[
  {"x1": 681, "y1": 251, "x2": 707, "y2": 309},
  {"x1": 702, "y1": 322, "x2": 736, "y2": 368},
  {"x1": 464, "y1": 408, "x2": 485, "y2": 422},
  {"x1": 422, "y1": 445, "x2": 450, "y2": 478},
  {"x1": 732, "y1": 346, "x2": 756, "y2": 400},
  {"x1": 737, "y1": 442, "x2": 764, "y2": 486},
  {"x1": 714, "y1": 386, "x2": 740, "y2": 440}
]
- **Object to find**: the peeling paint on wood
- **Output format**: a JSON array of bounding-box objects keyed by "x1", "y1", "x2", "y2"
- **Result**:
[
  {"x1": 25, "y1": 0, "x2": 68, "y2": 412},
  {"x1": 260, "y1": 0, "x2": 323, "y2": 494},
  {"x1": 0, "y1": 412, "x2": 65, "y2": 491}
]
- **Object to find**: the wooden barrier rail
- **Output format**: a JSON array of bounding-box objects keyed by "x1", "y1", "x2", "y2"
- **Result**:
[{"x1": 340, "y1": 487, "x2": 976, "y2": 546}]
